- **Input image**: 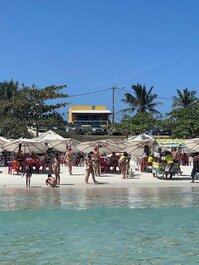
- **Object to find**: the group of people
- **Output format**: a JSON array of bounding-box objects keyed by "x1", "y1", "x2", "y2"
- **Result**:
[
  {"x1": 12, "y1": 144, "x2": 199, "y2": 187},
  {"x1": 84, "y1": 149, "x2": 132, "y2": 183},
  {"x1": 16, "y1": 144, "x2": 134, "y2": 187},
  {"x1": 144, "y1": 148, "x2": 182, "y2": 179}
]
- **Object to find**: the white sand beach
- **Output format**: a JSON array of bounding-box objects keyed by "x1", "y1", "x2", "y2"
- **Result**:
[{"x1": 0, "y1": 164, "x2": 196, "y2": 189}]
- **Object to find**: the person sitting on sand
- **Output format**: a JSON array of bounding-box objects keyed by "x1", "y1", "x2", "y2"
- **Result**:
[{"x1": 46, "y1": 173, "x2": 57, "y2": 187}]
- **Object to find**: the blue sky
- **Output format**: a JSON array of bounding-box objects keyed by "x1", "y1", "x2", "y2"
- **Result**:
[{"x1": 1, "y1": 0, "x2": 199, "y2": 122}]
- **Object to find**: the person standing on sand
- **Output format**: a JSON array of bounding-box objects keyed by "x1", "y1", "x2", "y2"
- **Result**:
[
  {"x1": 22, "y1": 163, "x2": 33, "y2": 188},
  {"x1": 53, "y1": 153, "x2": 61, "y2": 185},
  {"x1": 15, "y1": 149, "x2": 25, "y2": 173},
  {"x1": 92, "y1": 146, "x2": 101, "y2": 176},
  {"x1": 191, "y1": 153, "x2": 199, "y2": 183},
  {"x1": 64, "y1": 147, "x2": 73, "y2": 175},
  {"x1": 171, "y1": 147, "x2": 182, "y2": 175},
  {"x1": 119, "y1": 152, "x2": 129, "y2": 179},
  {"x1": 164, "y1": 151, "x2": 174, "y2": 179},
  {"x1": 85, "y1": 153, "x2": 98, "y2": 184}
]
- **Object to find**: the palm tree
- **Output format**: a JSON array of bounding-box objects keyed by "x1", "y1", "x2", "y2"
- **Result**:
[
  {"x1": 0, "y1": 79, "x2": 19, "y2": 100},
  {"x1": 172, "y1": 88, "x2": 198, "y2": 109},
  {"x1": 121, "y1": 83, "x2": 162, "y2": 115}
]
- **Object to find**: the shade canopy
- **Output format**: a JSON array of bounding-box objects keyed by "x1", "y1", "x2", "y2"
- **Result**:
[
  {"x1": 3, "y1": 138, "x2": 48, "y2": 154},
  {"x1": 76, "y1": 139, "x2": 125, "y2": 154},
  {"x1": 47, "y1": 138, "x2": 80, "y2": 153},
  {"x1": 184, "y1": 138, "x2": 199, "y2": 152},
  {"x1": 122, "y1": 139, "x2": 154, "y2": 157},
  {"x1": 36, "y1": 130, "x2": 65, "y2": 142}
]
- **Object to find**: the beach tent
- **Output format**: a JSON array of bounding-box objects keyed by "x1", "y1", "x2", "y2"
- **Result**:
[
  {"x1": 127, "y1": 133, "x2": 155, "y2": 141},
  {"x1": 36, "y1": 130, "x2": 65, "y2": 142}
]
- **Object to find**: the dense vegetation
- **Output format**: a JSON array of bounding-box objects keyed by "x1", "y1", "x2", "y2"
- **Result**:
[
  {"x1": 0, "y1": 80, "x2": 198, "y2": 139},
  {"x1": 111, "y1": 84, "x2": 199, "y2": 139},
  {"x1": 0, "y1": 80, "x2": 68, "y2": 138}
]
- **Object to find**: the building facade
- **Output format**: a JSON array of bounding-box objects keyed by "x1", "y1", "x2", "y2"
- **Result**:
[{"x1": 68, "y1": 105, "x2": 111, "y2": 129}]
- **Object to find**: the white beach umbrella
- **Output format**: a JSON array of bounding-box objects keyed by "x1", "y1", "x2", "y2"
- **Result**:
[
  {"x1": 0, "y1": 136, "x2": 10, "y2": 147},
  {"x1": 122, "y1": 139, "x2": 154, "y2": 157},
  {"x1": 47, "y1": 138, "x2": 80, "y2": 153},
  {"x1": 76, "y1": 140, "x2": 124, "y2": 154},
  {"x1": 3, "y1": 138, "x2": 48, "y2": 154},
  {"x1": 184, "y1": 138, "x2": 199, "y2": 152}
]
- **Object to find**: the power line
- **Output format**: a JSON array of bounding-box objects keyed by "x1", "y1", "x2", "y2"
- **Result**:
[
  {"x1": 67, "y1": 86, "x2": 173, "y2": 101},
  {"x1": 68, "y1": 88, "x2": 111, "y2": 97}
]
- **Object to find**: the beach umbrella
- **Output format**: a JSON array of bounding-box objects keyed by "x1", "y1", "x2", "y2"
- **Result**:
[
  {"x1": 184, "y1": 138, "x2": 199, "y2": 152},
  {"x1": 47, "y1": 138, "x2": 80, "y2": 153},
  {"x1": 122, "y1": 139, "x2": 154, "y2": 157},
  {"x1": 0, "y1": 136, "x2": 10, "y2": 147},
  {"x1": 3, "y1": 138, "x2": 48, "y2": 154},
  {"x1": 76, "y1": 140, "x2": 125, "y2": 154}
]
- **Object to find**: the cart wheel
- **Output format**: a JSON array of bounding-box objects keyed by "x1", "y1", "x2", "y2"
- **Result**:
[{"x1": 156, "y1": 172, "x2": 165, "y2": 178}]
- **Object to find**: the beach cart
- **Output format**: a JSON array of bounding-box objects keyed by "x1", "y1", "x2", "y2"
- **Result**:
[
  {"x1": 152, "y1": 161, "x2": 166, "y2": 178},
  {"x1": 152, "y1": 161, "x2": 180, "y2": 179}
]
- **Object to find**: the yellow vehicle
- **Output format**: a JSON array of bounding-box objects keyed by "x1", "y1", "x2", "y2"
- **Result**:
[{"x1": 152, "y1": 161, "x2": 179, "y2": 179}]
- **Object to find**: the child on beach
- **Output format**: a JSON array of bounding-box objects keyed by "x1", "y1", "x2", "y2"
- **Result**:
[
  {"x1": 46, "y1": 173, "x2": 57, "y2": 187},
  {"x1": 22, "y1": 163, "x2": 33, "y2": 188}
]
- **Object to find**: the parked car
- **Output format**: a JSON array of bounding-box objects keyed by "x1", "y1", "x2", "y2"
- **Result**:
[{"x1": 86, "y1": 127, "x2": 107, "y2": 135}]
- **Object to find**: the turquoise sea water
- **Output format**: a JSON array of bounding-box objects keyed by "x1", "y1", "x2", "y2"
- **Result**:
[{"x1": 1, "y1": 187, "x2": 199, "y2": 265}]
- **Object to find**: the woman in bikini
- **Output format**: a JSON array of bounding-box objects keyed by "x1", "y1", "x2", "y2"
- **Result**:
[
  {"x1": 53, "y1": 153, "x2": 61, "y2": 185},
  {"x1": 64, "y1": 147, "x2": 73, "y2": 175},
  {"x1": 85, "y1": 152, "x2": 98, "y2": 184},
  {"x1": 92, "y1": 146, "x2": 101, "y2": 176}
]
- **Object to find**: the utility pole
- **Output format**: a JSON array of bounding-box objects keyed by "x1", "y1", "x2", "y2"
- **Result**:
[{"x1": 112, "y1": 86, "x2": 116, "y2": 123}]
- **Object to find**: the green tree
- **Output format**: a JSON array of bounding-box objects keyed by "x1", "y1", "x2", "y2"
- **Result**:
[
  {"x1": 112, "y1": 112, "x2": 158, "y2": 136},
  {"x1": 166, "y1": 103, "x2": 199, "y2": 138},
  {"x1": 17, "y1": 84, "x2": 68, "y2": 136},
  {"x1": 172, "y1": 88, "x2": 197, "y2": 109},
  {"x1": 0, "y1": 80, "x2": 29, "y2": 137},
  {"x1": 0, "y1": 80, "x2": 69, "y2": 138},
  {"x1": 121, "y1": 83, "x2": 162, "y2": 115}
]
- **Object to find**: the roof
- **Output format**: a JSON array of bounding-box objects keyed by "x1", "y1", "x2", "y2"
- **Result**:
[{"x1": 71, "y1": 110, "x2": 111, "y2": 114}]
